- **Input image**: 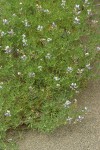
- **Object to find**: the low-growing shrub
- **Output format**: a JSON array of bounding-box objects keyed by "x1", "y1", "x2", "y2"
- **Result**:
[{"x1": 0, "y1": 0, "x2": 99, "y2": 148}]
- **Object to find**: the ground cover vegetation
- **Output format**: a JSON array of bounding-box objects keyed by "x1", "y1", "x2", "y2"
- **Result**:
[{"x1": 0, "y1": 0, "x2": 100, "y2": 149}]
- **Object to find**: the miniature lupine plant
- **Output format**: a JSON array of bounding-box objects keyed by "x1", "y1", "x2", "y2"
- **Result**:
[{"x1": 0, "y1": 0, "x2": 99, "y2": 148}]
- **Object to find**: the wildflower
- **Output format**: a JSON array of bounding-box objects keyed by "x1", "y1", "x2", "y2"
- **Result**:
[
  {"x1": 87, "y1": 9, "x2": 92, "y2": 15},
  {"x1": 3, "y1": 19, "x2": 9, "y2": 25},
  {"x1": 22, "y1": 34, "x2": 26, "y2": 38},
  {"x1": 40, "y1": 38, "x2": 46, "y2": 41},
  {"x1": 51, "y1": 22, "x2": 57, "y2": 29},
  {"x1": 76, "y1": 11, "x2": 81, "y2": 15},
  {"x1": 84, "y1": 0, "x2": 90, "y2": 4},
  {"x1": 82, "y1": 106, "x2": 88, "y2": 113},
  {"x1": 66, "y1": 67, "x2": 73, "y2": 73},
  {"x1": 38, "y1": 66, "x2": 42, "y2": 71},
  {"x1": 1, "y1": 31, "x2": 6, "y2": 36},
  {"x1": 70, "y1": 83, "x2": 78, "y2": 90},
  {"x1": 75, "y1": 4, "x2": 80, "y2": 9},
  {"x1": 21, "y1": 55, "x2": 27, "y2": 60},
  {"x1": 74, "y1": 5, "x2": 81, "y2": 15},
  {"x1": 91, "y1": 20, "x2": 98, "y2": 24},
  {"x1": 12, "y1": 13, "x2": 16, "y2": 17},
  {"x1": 85, "y1": 52, "x2": 89, "y2": 56},
  {"x1": 74, "y1": 99, "x2": 77, "y2": 103},
  {"x1": 67, "y1": 31, "x2": 71, "y2": 34},
  {"x1": 56, "y1": 84, "x2": 60, "y2": 87},
  {"x1": 4, "y1": 110, "x2": 11, "y2": 117},
  {"x1": 86, "y1": 63, "x2": 92, "y2": 70},
  {"x1": 96, "y1": 46, "x2": 100, "y2": 51},
  {"x1": 4, "y1": 46, "x2": 12, "y2": 54},
  {"x1": 22, "y1": 34, "x2": 28, "y2": 46},
  {"x1": 40, "y1": 38, "x2": 47, "y2": 45},
  {"x1": 47, "y1": 38, "x2": 52, "y2": 42},
  {"x1": 8, "y1": 29, "x2": 14, "y2": 35},
  {"x1": 7, "y1": 138, "x2": 13, "y2": 142},
  {"x1": 76, "y1": 115, "x2": 84, "y2": 122},
  {"x1": 54, "y1": 76, "x2": 60, "y2": 81},
  {"x1": 61, "y1": 0, "x2": 66, "y2": 8},
  {"x1": 85, "y1": 0, "x2": 88, "y2": 3},
  {"x1": 77, "y1": 68, "x2": 84, "y2": 74},
  {"x1": 84, "y1": 107, "x2": 88, "y2": 110},
  {"x1": 75, "y1": 90, "x2": 79, "y2": 94},
  {"x1": 22, "y1": 38, "x2": 27, "y2": 46},
  {"x1": 36, "y1": 4, "x2": 42, "y2": 11},
  {"x1": 37, "y1": 25, "x2": 43, "y2": 31},
  {"x1": 22, "y1": 19, "x2": 30, "y2": 27},
  {"x1": 45, "y1": 53, "x2": 51, "y2": 59},
  {"x1": 64, "y1": 100, "x2": 71, "y2": 108},
  {"x1": 66, "y1": 116, "x2": 73, "y2": 124},
  {"x1": 1, "y1": 31, "x2": 5, "y2": 36},
  {"x1": 74, "y1": 17, "x2": 80, "y2": 24},
  {"x1": 43, "y1": 9, "x2": 50, "y2": 13},
  {"x1": 29, "y1": 86, "x2": 33, "y2": 91},
  {"x1": 28, "y1": 72, "x2": 35, "y2": 78},
  {"x1": 18, "y1": 72, "x2": 21, "y2": 75}
]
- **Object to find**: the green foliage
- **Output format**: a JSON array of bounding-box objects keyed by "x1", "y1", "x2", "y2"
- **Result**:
[{"x1": 0, "y1": 0, "x2": 99, "y2": 149}]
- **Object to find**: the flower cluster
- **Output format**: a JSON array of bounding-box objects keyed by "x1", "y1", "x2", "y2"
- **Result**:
[
  {"x1": 97, "y1": 46, "x2": 100, "y2": 51},
  {"x1": 77, "y1": 68, "x2": 84, "y2": 74},
  {"x1": 45, "y1": 53, "x2": 51, "y2": 59},
  {"x1": 74, "y1": 4, "x2": 81, "y2": 15},
  {"x1": 4, "y1": 46, "x2": 12, "y2": 54},
  {"x1": 4, "y1": 110, "x2": 11, "y2": 117},
  {"x1": 3, "y1": 19, "x2": 9, "y2": 25},
  {"x1": 70, "y1": 83, "x2": 78, "y2": 90},
  {"x1": 74, "y1": 17, "x2": 80, "y2": 24},
  {"x1": 64, "y1": 100, "x2": 71, "y2": 108},
  {"x1": 38, "y1": 66, "x2": 42, "y2": 71},
  {"x1": 21, "y1": 54, "x2": 27, "y2": 61},
  {"x1": 66, "y1": 67, "x2": 73, "y2": 73},
  {"x1": 28, "y1": 72, "x2": 35, "y2": 78},
  {"x1": 37, "y1": 25, "x2": 43, "y2": 31},
  {"x1": 22, "y1": 19, "x2": 30, "y2": 27},
  {"x1": 22, "y1": 34, "x2": 28, "y2": 46},
  {"x1": 61, "y1": 0, "x2": 66, "y2": 8},
  {"x1": 8, "y1": 29, "x2": 14, "y2": 36},
  {"x1": 86, "y1": 63, "x2": 92, "y2": 70},
  {"x1": 66, "y1": 116, "x2": 73, "y2": 124},
  {"x1": 54, "y1": 76, "x2": 60, "y2": 81},
  {"x1": 36, "y1": 4, "x2": 50, "y2": 14},
  {"x1": 1, "y1": 31, "x2": 6, "y2": 36}
]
